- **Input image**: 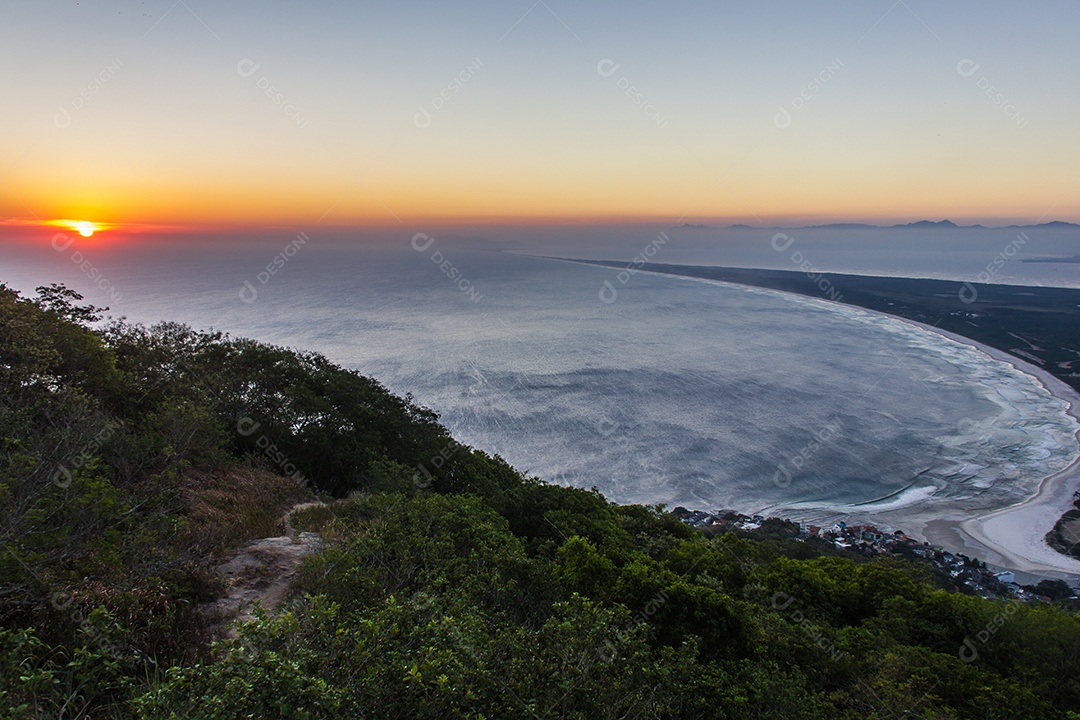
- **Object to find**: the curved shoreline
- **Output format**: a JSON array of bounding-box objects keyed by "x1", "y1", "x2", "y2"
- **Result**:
[
  {"x1": 757, "y1": 290, "x2": 1080, "y2": 579},
  {"x1": 552, "y1": 257, "x2": 1080, "y2": 579},
  {"x1": 755, "y1": 292, "x2": 1080, "y2": 579},
  {"x1": 901, "y1": 321, "x2": 1080, "y2": 580}
]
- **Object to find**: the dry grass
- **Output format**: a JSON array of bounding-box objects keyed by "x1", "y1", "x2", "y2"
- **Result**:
[
  {"x1": 179, "y1": 466, "x2": 315, "y2": 556},
  {"x1": 289, "y1": 492, "x2": 377, "y2": 543},
  {"x1": 290, "y1": 503, "x2": 338, "y2": 534}
]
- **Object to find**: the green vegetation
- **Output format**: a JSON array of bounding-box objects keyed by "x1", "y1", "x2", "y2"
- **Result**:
[{"x1": 3, "y1": 282, "x2": 1080, "y2": 718}]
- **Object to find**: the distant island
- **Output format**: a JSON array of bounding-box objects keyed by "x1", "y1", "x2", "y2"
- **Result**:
[{"x1": 1022, "y1": 255, "x2": 1080, "y2": 264}]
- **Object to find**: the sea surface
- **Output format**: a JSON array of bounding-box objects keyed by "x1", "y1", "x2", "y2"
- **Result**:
[{"x1": 4, "y1": 233, "x2": 1079, "y2": 528}]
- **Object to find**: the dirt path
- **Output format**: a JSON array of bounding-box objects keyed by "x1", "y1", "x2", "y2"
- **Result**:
[{"x1": 203, "y1": 501, "x2": 326, "y2": 636}]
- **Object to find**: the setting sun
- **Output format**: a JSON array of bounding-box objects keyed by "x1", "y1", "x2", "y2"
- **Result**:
[{"x1": 42, "y1": 219, "x2": 105, "y2": 238}]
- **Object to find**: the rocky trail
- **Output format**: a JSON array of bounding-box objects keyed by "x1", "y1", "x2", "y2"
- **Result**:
[{"x1": 203, "y1": 501, "x2": 326, "y2": 637}]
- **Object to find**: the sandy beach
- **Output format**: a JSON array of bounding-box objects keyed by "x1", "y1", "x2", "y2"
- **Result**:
[{"x1": 903, "y1": 321, "x2": 1080, "y2": 581}]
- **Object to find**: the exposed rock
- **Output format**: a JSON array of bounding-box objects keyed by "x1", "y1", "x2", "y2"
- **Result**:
[{"x1": 202, "y1": 503, "x2": 325, "y2": 637}]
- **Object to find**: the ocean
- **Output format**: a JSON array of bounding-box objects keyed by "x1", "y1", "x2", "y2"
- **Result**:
[{"x1": 4, "y1": 228, "x2": 1079, "y2": 533}]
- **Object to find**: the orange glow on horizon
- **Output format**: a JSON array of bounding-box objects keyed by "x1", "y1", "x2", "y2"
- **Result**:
[
  {"x1": 6, "y1": 140, "x2": 1079, "y2": 231},
  {"x1": 0, "y1": 219, "x2": 191, "y2": 241},
  {"x1": 39, "y1": 219, "x2": 111, "y2": 237},
  {"x1": 2, "y1": 186, "x2": 1077, "y2": 238}
]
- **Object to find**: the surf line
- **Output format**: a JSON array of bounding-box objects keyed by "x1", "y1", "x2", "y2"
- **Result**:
[{"x1": 850, "y1": 468, "x2": 933, "y2": 507}]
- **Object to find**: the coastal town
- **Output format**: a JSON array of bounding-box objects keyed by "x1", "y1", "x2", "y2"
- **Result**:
[{"x1": 673, "y1": 507, "x2": 1079, "y2": 604}]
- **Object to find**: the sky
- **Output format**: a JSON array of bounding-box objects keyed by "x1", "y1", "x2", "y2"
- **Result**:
[{"x1": 2, "y1": 0, "x2": 1080, "y2": 235}]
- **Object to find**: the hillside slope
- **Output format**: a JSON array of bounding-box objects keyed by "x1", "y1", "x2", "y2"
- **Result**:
[{"x1": 3, "y1": 282, "x2": 1080, "y2": 719}]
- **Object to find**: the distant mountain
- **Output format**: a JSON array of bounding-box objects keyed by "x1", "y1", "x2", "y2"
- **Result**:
[
  {"x1": 891, "y1": 219, "x2": 963, "y2": 229},
  {"x1": 1006, "y1": 220, "x2": 1080, "y2": 230},
  {"x1": 804, "y1": 223, "x2": 878, "y2": 229},
  {"x1": 673, "y1": 222, "x2": 763, "y2": 230},
  {"x1": 671, "y1": 219, "x2": 1079, "y2": 231},
  {"x1": 882, "y1": 219, "x2": 1078, "y2": 230}
]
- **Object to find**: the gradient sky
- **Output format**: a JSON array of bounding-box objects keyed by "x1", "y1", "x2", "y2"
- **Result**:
[{"x1": 3, "y1": 0, "x2": 1079, "y2": 232}]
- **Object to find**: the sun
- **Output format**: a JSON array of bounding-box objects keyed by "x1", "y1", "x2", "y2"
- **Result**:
[{"x1": 46, "y1": 219, "x2": 112, "y2": 239}]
